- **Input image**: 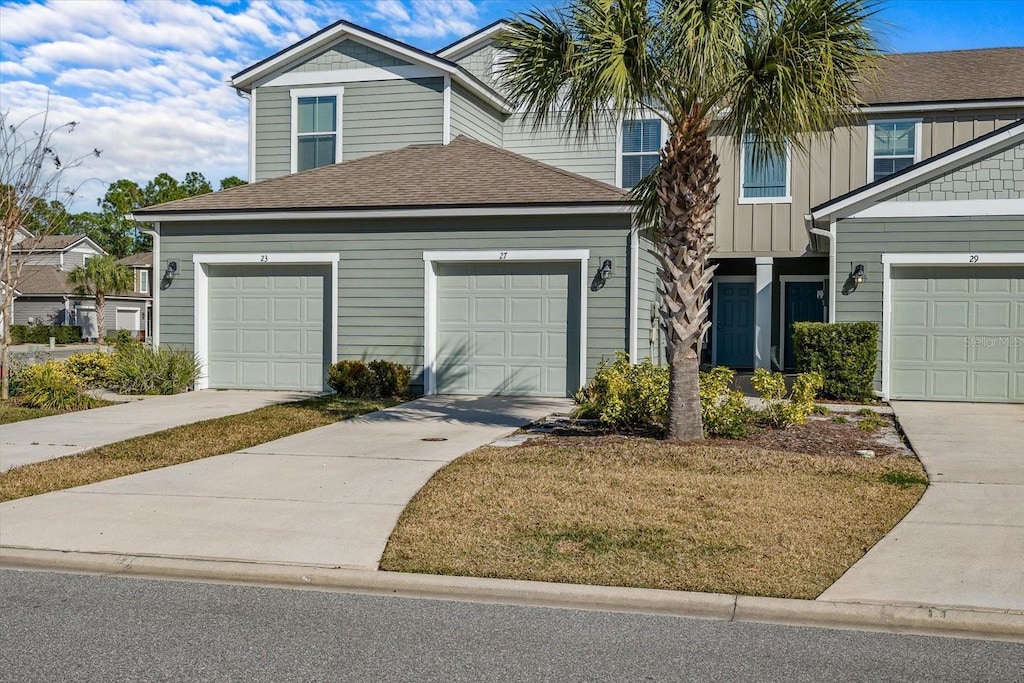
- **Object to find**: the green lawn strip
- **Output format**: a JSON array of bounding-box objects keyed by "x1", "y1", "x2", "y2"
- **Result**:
[
  {"x1": 0, "y1": 394, "x2": 402, "y2": 503},
  {"x1": 381, "y1": 439, "x2": 927, "y2": 600},
  {"x1": 0, "y1": 402, "x2": 60, "y2": 424}
]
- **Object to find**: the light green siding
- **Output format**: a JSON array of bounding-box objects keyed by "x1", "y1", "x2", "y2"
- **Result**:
[
  {"x1": 636, "y1": 234, "x2": 662, "y2": 363},
  {"x1": 158, "y1": 215, "x2": 632, "y2": 393},
  {"x1": 452, "y1": 43, "x2": 504, "y2": 93},
  {"x1": 450, "y1": 83, "x2": 503, "y2": 146},
  {"x1": 896, "y1": 142, "x2": 1024, "y2": 201},
  {"x1": 253, "y1": 78, "x2": 444, "y2": 180},
  {"x1": 292, "y1": 39, "x2": 410, "y2": 72},
  {"x1": 835, "y1": 216, "x2": 1024, "y2": 393},
  {"x1": 503, "y1": 113, "x2": 617, "y2": 186}
]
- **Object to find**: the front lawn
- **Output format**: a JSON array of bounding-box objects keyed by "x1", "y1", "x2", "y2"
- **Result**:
[
  {"x1": 0, "y1": 394, "x2": 402, "y2": 502},
  {"x1": 0, "y1": 400, "x2": 60, "y2": 425},
  {"x1": 381, "y1": 433, "x2": 926, "y2": 600}
]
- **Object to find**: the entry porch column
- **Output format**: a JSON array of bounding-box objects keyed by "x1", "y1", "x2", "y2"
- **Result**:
[{"x1": 754, "y1": 257, "x2": 773, "y2": 370}]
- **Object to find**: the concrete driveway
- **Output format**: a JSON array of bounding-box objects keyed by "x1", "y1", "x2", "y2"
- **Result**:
[
  {"x1": 1, "y1": 390, "x2": 310, "y2": 471},
  {"x1": 819, "y1": 401, "x2": 1024, "y2": 611},
  {"x1": 0, "y1": 396, "x2": 571, "y2": 570}
]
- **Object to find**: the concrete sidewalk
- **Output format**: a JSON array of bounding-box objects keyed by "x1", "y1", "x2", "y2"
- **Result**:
[
  {"x1": 0, "y1": 396, "x2": 570, "y2": 569},
  {"x1": 0, "y1": 390, "x2": 309, "y2": 471},
  {"x1": 819, "y1": 402, "x2": 1024, "y2": 612}
]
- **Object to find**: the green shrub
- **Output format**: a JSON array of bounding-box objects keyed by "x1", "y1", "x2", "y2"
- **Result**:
[
  {"x1": 112, "y1": 329, "x2": 138, "y2": 350},
  {"x1": 751, "y1": 368, "x2": 824, "y2": 428},
  {"x1": 368, "y1": 359, "x2": 411, "y2": 397},
  {"x1": 698, "y1": 366, "x2": 750, "y2": 438},
  {"x1": 10, "y1": 324, "x2": 82, "y2": 345},
  {"x1": 858, "y1": 411, "x2": 887, "y2": 432},
  {"x1": 328, "y1": 360, "x2": 378, "y2": 398},
  {"x1": 16, "y1": 360, "x2": 95, "y2": 411},
  {"x1": 574, "y1": 352, "x2": 668, "y2": 430},
  {"x1": 793, "y1": 322, "x2": 878, "y2": 402},
  {"x1": 109, "y1": 344, "x2": 201, "y2": 395},
  {"x1": 65, "y1": 351, "x2": 114, "y2": 387}
]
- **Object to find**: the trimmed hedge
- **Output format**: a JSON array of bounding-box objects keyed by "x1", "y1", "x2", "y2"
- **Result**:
[
  {"x1": 10, "y1": 324, "x2": 83, "y2": 345},
  {"x1": 328, "y1": 359, "x2": 411, "y2": 398},
  {"x1": 793, "y1": 322, "x2": 879, "y2": 402}
]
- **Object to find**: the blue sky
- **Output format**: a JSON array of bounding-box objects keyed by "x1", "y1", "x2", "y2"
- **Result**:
[{"x1": 0, "y1": 0, "x2": 1021, "y2": 211}]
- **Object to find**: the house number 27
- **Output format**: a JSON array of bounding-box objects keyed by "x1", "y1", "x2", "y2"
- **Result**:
[{"x1": 498, "y1": 252, "x2": 508, "y2": 260}]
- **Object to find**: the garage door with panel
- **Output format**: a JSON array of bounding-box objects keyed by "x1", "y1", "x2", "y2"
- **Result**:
[
  {"x1": 208, "y1": 264, "x2": 328, "y2": 391},
  {"x1": 436, "y1": 262, "x2": 580, "y2": 397},
  {"x1": 891, "y1": 266, "x2": 1023, "y2": 402}
]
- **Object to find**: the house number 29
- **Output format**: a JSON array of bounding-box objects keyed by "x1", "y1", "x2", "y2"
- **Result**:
[{"x1": 969, "y1": 255, "x2": 979, "y2": 263}]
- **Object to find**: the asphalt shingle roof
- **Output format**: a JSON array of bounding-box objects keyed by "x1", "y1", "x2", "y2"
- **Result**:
[
  {"x1": 861, "y1": 48, "x2": 1024, "y2": 105},
  {"x1": 135, "y1": 137, "x2": 628, "y2": 215},
  {"x1": 14, "y1": 266, "x2": 74, "y2": 295},
  {"x1": 14, "y1": 235, "x2": 86, "y2": 251},
  {"x1": 116, "y1": 252, "x2": 153, "y2": 267}
]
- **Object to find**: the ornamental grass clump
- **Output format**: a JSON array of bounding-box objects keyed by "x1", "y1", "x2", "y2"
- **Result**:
[
  {"x1": 15, "y1": 360, "x2": 97, "y2": 411},
  {"x1": 109, "y1": 343, "x2": 202, "y2": 395}
]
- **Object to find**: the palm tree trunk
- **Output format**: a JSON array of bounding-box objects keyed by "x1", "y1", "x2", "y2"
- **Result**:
[
  {"x1": 656, "y1": 114, "x2": 720, "y2": 441},
  {"x1": 96, "y1": 291, "x2": 106, "y2": 345}
]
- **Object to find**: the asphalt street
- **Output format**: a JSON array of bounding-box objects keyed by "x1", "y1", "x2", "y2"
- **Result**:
[{"x1": 2, "y1": 569, "x2": 1021, "y2": 682}]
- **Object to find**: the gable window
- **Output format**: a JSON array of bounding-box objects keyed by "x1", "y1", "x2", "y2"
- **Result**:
[
  {"x1": 291, "y1": 87, "x2": 343, "y2": 173},
  {"x1": 621, "y1": 119, "x2": 661, "y2": 188},
  {"x1": 740, "y1": 136, "x2": 790, "y2": 202},
  {"x1": 139, "y1": 270, "x2": 149, "y2": 294},
  {"x1": 869, "y1": 120, "x2": 920, "y2": 182}
]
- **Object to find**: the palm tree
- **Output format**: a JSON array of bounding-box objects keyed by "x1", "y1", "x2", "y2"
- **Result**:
[
  {"x1": 499, "y1": 0, "x2": 878, "y2": 440},
  {"x1": 66, "y1": 254, "x2": 133, "y2": 344}
]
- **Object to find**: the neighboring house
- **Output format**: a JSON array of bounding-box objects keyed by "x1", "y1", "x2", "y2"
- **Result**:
[
  {"x1": 115, "y1": 252, "x2": 155, "y2": 340},
  {"x1": 9, "y1": 234, "x2": 152, "y2": 340},
  {"x1": 134, "y1": 19, "x2": 1024, "y2": 403}
]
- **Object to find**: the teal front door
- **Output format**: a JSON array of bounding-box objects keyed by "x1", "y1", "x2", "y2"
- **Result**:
[
  {"x1": 784, "y1": 281, "x2": 826, "y2": 370},
  {"x1": 714, "y1": 280, "x2": 755, "y2": 367}
]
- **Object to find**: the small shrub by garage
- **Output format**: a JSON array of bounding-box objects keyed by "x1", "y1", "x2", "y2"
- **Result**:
[
  {"x1": 574, "y1": 353, "x2": 668, "y2": 430},
  {"x1": 793, "y1": 322, "x2": 878, "y2": 402},
  {"x1": 328, "y1": 359, "x2": 411, "y2": 398},
  {"x1": 109, "y1": 343, "x2": 202, "y2": 395},
  {"x1": 10, "y1": 324, "x2": 83, "y2": 345}
]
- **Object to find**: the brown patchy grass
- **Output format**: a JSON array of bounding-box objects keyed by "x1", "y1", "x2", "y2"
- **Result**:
[
  {"x1": 0, "y1": 395, "x2": 401, "y2": 502},
  {"x1": 380, "y1": 438, "x2": 927, "y2": 599}
]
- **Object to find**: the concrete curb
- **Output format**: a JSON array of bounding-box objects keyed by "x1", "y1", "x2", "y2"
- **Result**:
[{"x1": 2, "y1": 546, "x2": 1022, "y2": 643}]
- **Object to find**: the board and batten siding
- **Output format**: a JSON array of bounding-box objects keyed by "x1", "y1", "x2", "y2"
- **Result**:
[
  {"x1": 450, "y1": 83, "x2": 503, "y2": 146},
  {"x1": 834, "y1": 216, "x2": 1024, "y2": 392},
  {"x1": 253, "y1": 78, "x2": 444, "y2": 181},
  {"x1": 711, "y1": 108, "x2": 1024, "y2": 258},
  {"x1": 157, "y1": 215, "x2": 632, "y2": 393},
  {"x1": 503, "y1": 113, "x2": 618, "y2": 186}
]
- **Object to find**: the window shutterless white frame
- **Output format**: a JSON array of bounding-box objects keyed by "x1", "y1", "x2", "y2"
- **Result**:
[
  {"x1": 192, "y1": 252, "x2": 340, "y2": 391},
  {"x1": 139, "y1": 269, "x2": 149, "y2": 294},
  {"x1": 866, "y1": 118, "x2": 922, "y2": 184},
  {"x1": 778, "y1": 275, "x2": 827, "y2": 370},
  {"x1": 290, "y1": 86, "x2": 344, "y2": 173},
  {"x1": 879, "y1": 251, "x2": 1024, "y2": 400},
  {"x1": 738, "y1": 139, "x2": 791, "y2": 204},
  {"x1": 710, "y1": 275, "x2": 757, "y2": 367},
  {"x1": 422, "y1": 249, "x2": 590, "y2": 396},
  {"x1": 616, "y1": 117, "x2": 667, "y2": 189}
]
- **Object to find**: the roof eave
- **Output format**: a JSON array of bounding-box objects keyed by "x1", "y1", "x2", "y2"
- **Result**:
[{"x1": 435, "y1": 21, "x2": 509, "y2": 59}]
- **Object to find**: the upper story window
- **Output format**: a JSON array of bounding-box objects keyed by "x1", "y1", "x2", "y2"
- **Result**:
[
  {"x1": 869, "y1": 120, "x2": 920, "y2": 182},
  {"x1": 621, "y1": 119, "x2": 661, "y2": 188},
  {"x1": 291, "y1": 87, "x2": 343, "y2": 173},
  {"x1": 139, "y1": 270, "x2": 149, "y2": 294},
  {"x1": 740, "y1": 136, "x2": 790, "y2": 203}
]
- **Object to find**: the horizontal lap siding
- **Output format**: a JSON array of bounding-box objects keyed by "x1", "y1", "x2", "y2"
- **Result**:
[
  {"x1": 450, "y1": 84, "x2": 503, "y2": 146},
  {"x1": 253, "y1": 87, "x2": 291, "y2": 180},
  {"x1": 636, "y1": 235, "x2": 662, "y2": 363},
  {"x1": 835, "y1": 216, "x2": 1024, "y2": 392},
  {"x1": 159, "y1": 215, "x2": 631, "y2": 392},
  {"x1": 343, "y1": 78, "x2": 444, "y2": 159},
  {"x1": 503, "y1": 113, "x2": 617, "y2": 186}
]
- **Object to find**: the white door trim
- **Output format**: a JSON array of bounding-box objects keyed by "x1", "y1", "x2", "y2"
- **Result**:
[
  {"x1": 422, "y1": 249, "x2": 590, "y2": 396},
  {"x1": 192, "y1": 252, "x2": 340, "y2": 391},
  {"x1": 778, "y1": 275, "x2": 827, "y2": 370},
  {"x1": 711, "y1": 275, "x2": 756, "y2": 367},
  {"x1": 880, "y1": 252, "x2": 1024, "y2": 400}
]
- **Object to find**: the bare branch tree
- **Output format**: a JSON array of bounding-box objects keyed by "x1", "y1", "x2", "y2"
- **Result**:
[{"x1": 1, "y1": 104, "x2": 101, "y2": 399}]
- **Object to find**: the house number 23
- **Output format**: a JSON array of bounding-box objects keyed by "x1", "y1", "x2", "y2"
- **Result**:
[{"x1": 260, "y1": 255, "x2": 269, "y2": 262}]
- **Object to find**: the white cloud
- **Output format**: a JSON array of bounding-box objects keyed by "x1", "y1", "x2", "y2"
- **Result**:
[{"x1": 374, "y1": 0, "x2": 479, "y2": 39}]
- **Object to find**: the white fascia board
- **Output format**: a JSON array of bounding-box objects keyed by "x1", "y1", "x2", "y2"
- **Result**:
[
  {"x1": 436, "y1": 22, "x2": 508, "y2": 60},
  {"x1": 257, "y1": 65, "x2": 440, "y2": 89},
  {"x1": 850, "y1": 198, "x2": 1024, "y2": 219},
  {"x1": 423, "y1": 249, "x2": 590, "y2": 263},
  {"x1": 859, "y1": 99, "x2": 1024, "y2": 114},
  {"x1": 138, "y1": 204, "x2": 635, "y2": 223},
  {"x1": 811, "y1": 123, "x2": 1024, "y2": 222},
  {"x1": 193, "y1": 252, "x2": 340, "y2": 265},
  {"x1": 881, "y1": 252, "x2": 1024, "y2": 265}
]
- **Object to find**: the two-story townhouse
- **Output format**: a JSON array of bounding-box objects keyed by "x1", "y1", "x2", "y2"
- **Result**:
[{"x1": 135, "y1": 19, "x2": 1023, "y2": 402}]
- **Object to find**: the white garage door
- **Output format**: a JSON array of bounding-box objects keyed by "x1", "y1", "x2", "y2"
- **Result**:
[
  {"x1": 207, "y1": 264, "x2": 329, "y2": 391},
  {"x1": 891, "y1": 266, "x2": 1023, "y2": 402},
  {"x1": 436, "y1": 262, "x2": 581, "y2": 397}
]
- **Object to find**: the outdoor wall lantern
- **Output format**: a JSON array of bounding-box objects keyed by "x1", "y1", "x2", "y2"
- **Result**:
[
  {"x1": 598, "y1": 259, "x2": 614, "y2": 283},
  {"x1": 851, "y1": 264, "x2": 866, "y2": 286},
  {"x1": 164, "y1": 261, "x2": 178, "y2": 282}
]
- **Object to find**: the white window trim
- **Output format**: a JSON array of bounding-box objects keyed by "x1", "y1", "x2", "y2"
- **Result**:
[
  {"x1": 421, "y1": 249, "x2": 590, "y2": 396},
  {"x1": 191, "y1": 252, "x2": 340, "y2": 391},
  {"x1": 778, "y1": 275, "x2": 827, "y2": 370},
  {"x1": 739, "y1": 139, "x2": 792, "y2": 204},
  {"x1": 617, "y1": 117, "x2": 668, "y2": 189},
  {"x1": 866, "y1": 118, "x2": 922, "y2": 185},
  {"x1": 879, "y1": 251, "x2": 1024, "y2": 400},
  {"x1": 710, "y1": 275, "x2": 756, "y2": 367},
  {"x1": 290, "y1": 86, "x2": 344, "y2": 173},
  {"x1": 138, "y1": 269, "x2": 149, "y2": 294}
]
